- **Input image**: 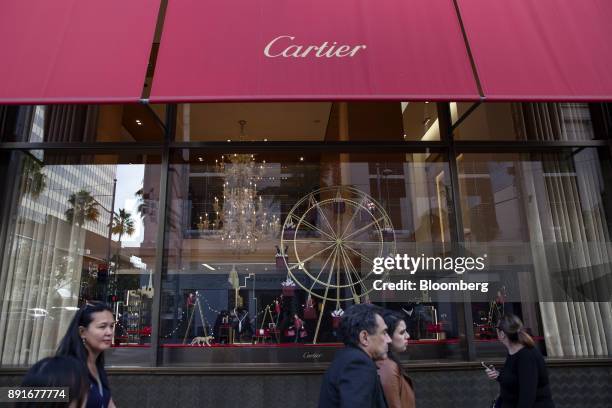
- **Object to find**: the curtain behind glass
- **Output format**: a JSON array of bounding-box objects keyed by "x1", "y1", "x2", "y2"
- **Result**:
[
  {"x1": 518, "y1": 149, "x2": 612, "y2": 357},
  {"x1": 0, "y1": 152, "x2": 83, "y2": 365},
  {"x1": 513, "y1": 102, "x2": 594, "y2": 141},
  {"x1": 509, "y1": 102, "x2": 611, "y2": 357},
  {"x1": 43, "y1": 105, "x2": 98, "y2": 143},
  {"x1": 0, "y1": 105, "x2": 98, "y2": 143}
]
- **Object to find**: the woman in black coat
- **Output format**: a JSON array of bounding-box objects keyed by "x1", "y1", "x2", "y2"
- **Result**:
[{"x1": 485, "y1": 314, "x2": 555, "y2": 408}]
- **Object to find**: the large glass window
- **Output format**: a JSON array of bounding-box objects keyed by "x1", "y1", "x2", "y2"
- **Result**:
[
  {"x1": 452, "y1": 102, "x2": 598, "y2": 141},
  {"x1": 0, "y1": 104, "x2": 166, "y2": 143},
  {"x1": 0, "y1": 150, "x2": 161, "y2": 366},
  {"x1": 174, "y1": 102, "x2": 439, "y2": 142},
  {"x1": 457, "y1": 149, "x2": 612, "y2": 358},
  {"x1": 1, "y1": 101, "x2": 611, "y2": 369},
  {"x1": 160, "y1": 149, "x2": 462, "y2": 365}
]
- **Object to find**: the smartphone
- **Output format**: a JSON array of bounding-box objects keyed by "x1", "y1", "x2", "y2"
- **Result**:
[{"x1": 481, "y1": 361, "x2": 494, "y2": 370}]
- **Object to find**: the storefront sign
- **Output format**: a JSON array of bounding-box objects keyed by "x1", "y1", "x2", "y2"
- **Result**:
[
  {"x1": 150, "y1": 0, "x2": 479, "y2": 101},
  {"x1": 263, "y1": 36, "x2": 367, "y2": 58}
]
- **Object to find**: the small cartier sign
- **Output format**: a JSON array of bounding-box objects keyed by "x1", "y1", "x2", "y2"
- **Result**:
[
  {"x1": 302, "y1": 352, "x2": 323, "y2": 360},
  {"x1": 264, "y1": 35, "x2": 366, "y2": 58}
]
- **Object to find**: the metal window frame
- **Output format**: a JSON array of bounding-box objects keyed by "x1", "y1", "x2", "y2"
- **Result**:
[{"x1": 0, "y1": 101, "x2": 611, "y2": 370}]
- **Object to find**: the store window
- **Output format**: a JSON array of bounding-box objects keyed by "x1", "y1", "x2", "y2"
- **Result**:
[
  {"x1": 0, "y1": 150, "x2": 162, "y2": 367},
  {"x1": 173, "y1": 102, "x2": 439, "y2": 143},
  {"x1": 452, "y1": 102, "x2": 598, "y2": 141},
  {"x1": 457, "y1": 149, "x2": 612, "y2": 358},
  {"x1": 160, "y1": 148, "x2": 462, "y2": 365},
  {"x1": 0, "y1": 104, "x2": 166, "y2": 143}
]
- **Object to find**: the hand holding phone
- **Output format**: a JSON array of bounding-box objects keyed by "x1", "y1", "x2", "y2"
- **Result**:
[
  {"x1": 482, "y1": 362, "x2": 499, "y2": 380},
  {"x1": 481, "y1": 361, "x2": 493, "y2": 370}
]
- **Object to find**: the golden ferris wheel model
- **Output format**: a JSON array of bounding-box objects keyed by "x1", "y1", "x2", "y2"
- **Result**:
[{"x1": 280, "y1": 185, "x2": 396, "y2": 306}]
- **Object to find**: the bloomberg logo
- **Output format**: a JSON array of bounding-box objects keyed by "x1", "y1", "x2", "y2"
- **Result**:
[{"x1": 264, "y1": 35, "x2": 367, "y2": 58}]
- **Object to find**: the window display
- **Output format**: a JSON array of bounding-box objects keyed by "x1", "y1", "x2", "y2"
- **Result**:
[{"x1": 160, "y1": 149, "x2": 463, "y2": 364}]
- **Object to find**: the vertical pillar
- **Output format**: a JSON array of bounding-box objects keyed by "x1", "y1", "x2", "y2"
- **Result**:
[
  {"x1": 150, "y1": 104, "x2": 176, "y2": 366},
  {"x1": 438, "y1": 102, "x2": 476, "y2": 361}
]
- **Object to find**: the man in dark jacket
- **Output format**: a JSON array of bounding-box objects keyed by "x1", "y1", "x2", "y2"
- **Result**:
[{"x1": 318, "y1": 304, "x2": 391, "y2": 408}]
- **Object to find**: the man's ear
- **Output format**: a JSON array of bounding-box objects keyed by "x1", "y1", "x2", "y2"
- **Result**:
[{"x1": 359, "y1": 329, "x2": 369, "y2": 347}]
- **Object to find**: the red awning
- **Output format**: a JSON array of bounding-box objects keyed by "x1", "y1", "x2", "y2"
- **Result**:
[
  {"x1": 457, "y1": 0, "x2": 612, "y2": 101},
  {"x1": 150, "y1": 0, "x2": 480, "y2": 102},
  {"x1": 0, "y1": 0, "x2": 160, "y2": 104}
]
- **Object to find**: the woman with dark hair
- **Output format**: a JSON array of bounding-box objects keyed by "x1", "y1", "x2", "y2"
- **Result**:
[
  {"x1": 57, "y1": 301, "x2": 116, "y2": 408},
  {"x1": 376, "y1": 310, "x2": 415, "y2": 408},
  {"x1": 485, "y1": 314, "x2": 555, "y2": 408},
  {"x1": 18, "y1": 355, "x2": 89, "y2": 408}
]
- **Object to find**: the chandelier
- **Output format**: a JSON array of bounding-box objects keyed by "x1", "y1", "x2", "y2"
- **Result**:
[{"x1": 211, "y1": 121, "x2": 280, "y2": 252}]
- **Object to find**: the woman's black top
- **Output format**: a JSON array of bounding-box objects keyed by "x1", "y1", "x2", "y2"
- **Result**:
[
  {"x1": 497, "y1": 347, "x2": 555, "y2": 408},
  {"x1": 87, "y1": 368, "x2": 111, "y2": 408}
]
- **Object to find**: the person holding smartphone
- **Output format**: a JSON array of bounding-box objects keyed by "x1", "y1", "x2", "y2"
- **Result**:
[{"x1": 484, "y1": 314, "x2": 555, "y2": 408}]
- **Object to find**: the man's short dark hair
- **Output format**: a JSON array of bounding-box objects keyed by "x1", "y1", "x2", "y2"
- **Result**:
[{"x1": 340, "y1": 304, "x2": 384, "y2": 347}]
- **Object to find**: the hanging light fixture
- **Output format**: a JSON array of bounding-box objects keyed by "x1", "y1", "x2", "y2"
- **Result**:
[{"x1": 213, "y1": 120, "x2": 280, "y2": 252}]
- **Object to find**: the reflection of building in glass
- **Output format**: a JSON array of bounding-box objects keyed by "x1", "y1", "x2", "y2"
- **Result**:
[
  {"x1": 0, "y1": 157, "x2": 117, "y2": 365},
  {"x1": 19, "y1": 105, "x2": 117, "y2": 236},
  {"x1": 21, "y1": 162, "x2": 116, "y2": 237}
]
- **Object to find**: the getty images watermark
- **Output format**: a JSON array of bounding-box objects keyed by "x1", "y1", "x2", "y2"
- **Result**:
[{"x1": 371, "y1": 253, "x2": 489, "y2": 293}]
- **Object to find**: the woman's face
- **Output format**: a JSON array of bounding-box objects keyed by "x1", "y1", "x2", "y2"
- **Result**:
[
  {"x1": 80, "y1": 310, "x2": 115, "y2": 354},
  {"x1": 390, "y1": 320, "x2": 409, "y2": 353}
]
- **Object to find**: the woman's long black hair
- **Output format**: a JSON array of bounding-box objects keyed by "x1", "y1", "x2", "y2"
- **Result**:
[
  {"x1": 381, "y1": 310, "x2": 407, "y2": 374},
  {"x1": 18, "y1": 356, "x2": 90, "y2": 408},
  {"x1": 56, "y1": 301, "x2": 114, "y2": 387}
]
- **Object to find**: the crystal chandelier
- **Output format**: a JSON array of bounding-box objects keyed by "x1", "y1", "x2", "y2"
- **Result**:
[{"x1": 212, "y1": 121, "x2": 280, "y2": 252}]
